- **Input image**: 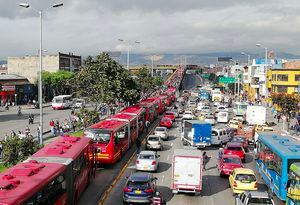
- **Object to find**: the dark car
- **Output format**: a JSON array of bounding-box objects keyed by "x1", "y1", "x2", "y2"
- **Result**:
[
  {"x1": 123, "y1": 172, "x2": 157, "y2": 204},
  {"x1": 231, "y1": 135, "x2": 248, "y2": 148}
]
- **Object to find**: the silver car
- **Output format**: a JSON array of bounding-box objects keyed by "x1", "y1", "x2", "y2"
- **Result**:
[
  {"x1": 154, "y1": 127, "x2": 168, "y2": 140},
  {"x1": 235, "y1": 191, "x2": 275, "y2": 205},
  {"x1": 146, "y1": 135, "x2": 163, "y2": 150},
  {"x1": 136, "y1": 151, "x2": 159, "y2": 172}
]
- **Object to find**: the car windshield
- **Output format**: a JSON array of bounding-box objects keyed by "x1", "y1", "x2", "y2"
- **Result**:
[
  {"x1": 139, "y1": 154, "x2": 155, "y2": 160},
  {"x1": 53, "y1": 98, "x2": 63, "y2": 103},
  {"x1": 219, "y1": 112, "x2": 227, "y2": 117},
  {"x1": 227, "y1": 146, "x2": 242, "y2": 151},
  {"x1": 127, "y1": 181, "x2": 149, "y2": 190},
  {"x1": 85, "y1": 129, "x2": 111, "y2": 143},
  {"x1": 148, "y1": 136, "x2": 159, "y2": 141},
  {"x1": 165, "y1": 112, "x2": 174, "y2": 116},
  {"x1": 161, "y1": 118, "x2": 170, "y2": 122},
  {"x1": 235, "y1": 174, "x2": 256, "y2": 182},
  {"x1": 155, "y1": 128, "x2": 165, "y2": 132},
  {"x1": 248, "y1": 197, "x2": 273, "y2": 204},
  {"x1": 223, "y1": 157, "x2": 241, "y2": 164},
  {"x1": 232, "y1": 137, "x2": 245, "y2": 143}
]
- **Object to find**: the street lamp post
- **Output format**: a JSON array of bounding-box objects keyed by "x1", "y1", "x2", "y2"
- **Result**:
[
  {"x1": 241, "y1": 52, "x2": 251, "y2": 66},
  {"x1": 118, "y1": 39, "x2": 140, "y2": 70},
  {"x1": 19, "y1": 2, "x2": 63, "y2": 144}
]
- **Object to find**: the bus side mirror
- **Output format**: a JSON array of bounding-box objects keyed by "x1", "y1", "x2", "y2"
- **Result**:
[{"x1": 287, "y1": 179, "x2": 291, "y2": 188}]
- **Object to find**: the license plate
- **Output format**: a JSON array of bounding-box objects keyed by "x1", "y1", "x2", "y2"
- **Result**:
[
  {"x1": 144, "y1": 166, "x2": 149, "y2": 169},
  {"x1": 135, "y1": 190, "x2": 142, "y2": 194}
]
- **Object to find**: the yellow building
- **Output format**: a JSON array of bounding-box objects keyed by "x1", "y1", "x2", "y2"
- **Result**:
[{"x1": 270, "y1": 68, "x2": 300, "y2": 94}]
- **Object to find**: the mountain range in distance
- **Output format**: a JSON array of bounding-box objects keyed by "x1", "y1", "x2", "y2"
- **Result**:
[{"x1": 1, "y1": 52, "x2": 300, "y2": 66}]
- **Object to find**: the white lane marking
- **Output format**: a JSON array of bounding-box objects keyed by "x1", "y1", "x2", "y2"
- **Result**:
[
  {"x1": 171, "y1": 143, "x2": 173, "y2": 146},
  {"x1": 161, "y1": 175, "x2": 165, "y2": 183},
  {"x1": 167, "y1": 155, "x2": 170, "y2": 161}
]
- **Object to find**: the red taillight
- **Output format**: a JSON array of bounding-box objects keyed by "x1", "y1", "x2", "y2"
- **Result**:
[
  {"x1": 233, "y1": 181, "x2": 237, "y2": 187},
  {"x1": 136, "y1": 160, "x2": 140, "y2": 164},
  {"x1": 144, "y1": 188, "x2": 154, "y2": 193},
  {"x1": 254, "y1": 182, "x2": 258, "y2": 188},
  {"x1": 123, "y1": 187, "x2": 132, "y2": 192},
  {"x1": 152, "y1": 161, "x2": 156, "y2": 165}
]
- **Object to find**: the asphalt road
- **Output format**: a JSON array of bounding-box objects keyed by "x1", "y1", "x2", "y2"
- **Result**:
[
  {"x1": 0, "y1": 105, "x2": 76, "y2": 140},
  {"x1": 102, "y1": 74, "x2": 284, "y2": 205}
]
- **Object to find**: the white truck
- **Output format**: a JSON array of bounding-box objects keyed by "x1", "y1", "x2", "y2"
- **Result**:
[
  {"x1": 172, "y1": 149, "x2": 203, "y2": 194},
  {"x1": 211, "y1": 90, "x2": 222, "y2": 102},
  {"x1": 246, "y1": 105, "x2": 267, "y2": 125}
]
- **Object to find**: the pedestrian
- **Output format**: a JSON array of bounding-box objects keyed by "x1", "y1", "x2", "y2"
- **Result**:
[
  {"x1": 52, "y1": 126, "x2": 57, "y2": 137},
  {"x1": 202, "y1": 151, "x2": 210, "y2": 171},
  {"x1": 55, "y1": 120, "x2": 60, "y2": 130},
  {"x1": 72, "y1": 121, "x2": 76, "y2": 132},
  {"x1": 277, "y1": 113, "x2": 281, "y2": 123},
  {"x1": 10, "y1": 130, "x2": 16, "y2": 138},
  {"x1": 217, "y1": 148, "x2": 223, "y2": 161},
  {"x1": 49, "y1": 119, "x2": 55, "y2": 128},
  {"x1": 25, "y1": 126, "x2": 30, "y2": 136},
  {"x1": 4, "y1": 133, "x2": 8, "y2": 141},
  {"x1": 136, "y1": 137, "x2": 142, "y2": 154}
]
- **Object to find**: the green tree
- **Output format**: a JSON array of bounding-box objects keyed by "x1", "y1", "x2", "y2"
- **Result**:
[
  {"x1": 136, "y1": 66, "x2": 156, "y2": 96},
  {"x1": 271, "y1": 93, "x2": 300, "y2": 118},
  {"x1": 73, "y1": 52, "x2": 140, "y2": 109},
  {"x1": 74, "y1": 108, "x2": 100, "y2": 129},
  {"x1": 153, "y1": 76, "x2": 163, "y2": 87},
  {"x1": 2, "y1": 136, "x2": 41, "y2": 167}
]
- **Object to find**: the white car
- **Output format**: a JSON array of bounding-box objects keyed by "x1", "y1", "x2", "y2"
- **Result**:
[
  {"x1": 72, "y1": 98, "x2": 86, "y2": 108},
  {"x1": 213, "y1": 101, "x2": 221, "y2": 107},
  {"x1": 136, "y1": 151, "x2": 159, "y2": 172},
  {"x1": 154, "y1": 127, "x2": 168, "y2": 140},
  {"x1": 204, "y1": 115, "x2": 216, "y2": 125},
  {"x1": 146, "y1": 135, "x2": 163, "y2": 150},
  {"x1": 182, "y1": 111, "x2": 194, "y2": 120}
]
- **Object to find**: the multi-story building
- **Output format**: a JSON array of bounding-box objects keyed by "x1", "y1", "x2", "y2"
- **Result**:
[
  {"x1": 7, "y1": 52, "x2": 81, "y2": 83},
  {"x1": 0, "y1": 65, "x2": 7, "y2": 75},
  {"x1": 270, "y1": 61, "x2": 300, "y2": 94}
]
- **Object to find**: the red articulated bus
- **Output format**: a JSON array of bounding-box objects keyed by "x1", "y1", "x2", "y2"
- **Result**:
[
  {"x1": 0, "y1": 161, "x2": 67, "y2": 205},
  {"x1": 138, "y1": 98, "x2": 159, "y2": 123},
  {"x1": 120, "y1": 105, "x2": 146, "y2": 134},
  {"x1": 85, "y1": 119, "x2": 130, "y2": 164},
  {"x1": 157, "y1": 95, "x2": 167, "y2": 113},
  {"x1": 28, "y1": 136, "x2": 94, "y2": 205},
  {"x1": 0, "y1": 136, "x2": 93, "y2": 205}
]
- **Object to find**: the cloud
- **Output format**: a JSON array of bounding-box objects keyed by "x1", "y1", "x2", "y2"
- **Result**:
[{"x1": 1, "y1": 0, "x2": 300, "y2": 59}]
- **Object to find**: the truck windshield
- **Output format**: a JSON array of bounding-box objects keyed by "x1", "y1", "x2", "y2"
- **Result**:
[{"x1": 85, "y1": 128, "x2": 111, "y2": 143}]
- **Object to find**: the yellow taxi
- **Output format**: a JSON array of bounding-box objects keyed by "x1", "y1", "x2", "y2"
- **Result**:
[
  {"x1": 228, "y1": 119, "x2": 240, "y2": 129},
  {"x1": 229, "y1": 168, "x2": 258, "y2": 194},
  {"x1": 255, "y1": 124, "x2": 274, "y2": 132}
]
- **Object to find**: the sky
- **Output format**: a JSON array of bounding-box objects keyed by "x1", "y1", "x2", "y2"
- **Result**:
[{"x1": 1, "y1": 0, "x2": 300, "y2": 59}]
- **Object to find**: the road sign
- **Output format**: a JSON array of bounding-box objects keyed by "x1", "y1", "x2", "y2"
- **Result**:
[{"x1": 219, "y1": 77, "x2": 235, "y2": 84}]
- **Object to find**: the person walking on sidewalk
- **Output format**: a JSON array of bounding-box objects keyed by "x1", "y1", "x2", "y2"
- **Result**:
[{"x1": 203, "y1": 152, "x2": 210, "y2": 171}]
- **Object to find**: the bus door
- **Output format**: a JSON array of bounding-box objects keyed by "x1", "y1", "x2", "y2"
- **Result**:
[{"x1": 114, "y1": 125, "x2": 130, "y2": 160}]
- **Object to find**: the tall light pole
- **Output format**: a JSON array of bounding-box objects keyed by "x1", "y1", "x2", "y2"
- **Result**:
[
  {"x1": 241, "y1": 52, "x2": 251, "y2": 66},
  {"x1": 19, "y1": 2, "x2": 63, "y2": 144},
  {"x1": 118, "y1": 39, "x2": 140, "y2": 70}
]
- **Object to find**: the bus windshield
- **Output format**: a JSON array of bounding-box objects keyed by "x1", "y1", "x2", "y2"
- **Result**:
[{"x1": 85, "y1": 129, "x2": 111, "y2": 143}]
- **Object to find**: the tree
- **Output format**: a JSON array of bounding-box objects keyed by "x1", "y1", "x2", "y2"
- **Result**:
[
  {"x1": 136, "y1": 66, "x2": 157, "y2": 97},
  {"x1": 42, "y1": 70, "x2": 75, "y2": 100},
  {"x1": 2, "y1": 136, "x2": 41, "y2": 167},
  {"x1": 74, "y1": 108, "x2": 100, "y2": 129},
  {"x1": 153, "y1": 76, "x2": 163, "y2": 87},
  {"x1": 271, "y1": 93, "x2": 300, "y2": 118},
  {"x1": 73, "y1": 52, "x2": 140, "y2": 109}
]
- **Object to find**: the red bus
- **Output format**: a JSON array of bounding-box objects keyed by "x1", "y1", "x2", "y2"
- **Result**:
[
  {"x1": 138, "y1": 98, "x2": 159, "y2": 122},
  {"x1": 29, "y1": 136, "x2": 94, "y2": 205},
  {"x1": 84, "y1": 119, "x2": 130, "y2": 164},
  {"x1": 0, "y1": 161, "x2": 67, "y2": 205},
  {"x1": 120, "y1": 105, "x2": 146, "y2": 134}
]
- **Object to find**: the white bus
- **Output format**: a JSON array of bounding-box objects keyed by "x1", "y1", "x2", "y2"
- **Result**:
[
  {"x1": 52, "y1": 95, "x2": 73, "y2": 110},
  {"x1": 217, "y1": 111, "x2": 233, "y2": 123},
  {"x1": 233, "y1": 102, "x2": 248, "y2": 116},
  {"x1": 211, "y1": 90, "x2": 222, "y2": 102}
]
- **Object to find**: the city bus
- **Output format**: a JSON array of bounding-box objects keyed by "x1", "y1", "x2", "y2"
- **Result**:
[
  {"x1": 286, "y1": 163, "x2": 300, "y2": 205},
  {"x1": 29, "y1": 136, "x2": 94, "y2": 205},
  {"x1": 138, "y1": 99, "x2": 159, "y2": 123},
  {"x1": 256, "y1": 134, "x2": 300, "y2": 201},
  {"x1": 120, "y1": 105, "x2": 146, "y2": 134},
  {"x1": 52, "y1": 95, "x2": 73, "y2": 110},
  {"x1": 233, "y1": 102, "x2": 248, "y2": 116},
  {"x1": 84, "y1": 119, "x2": 130, "y2": 164},
  {"x1": 158, "y1": 95, "x2": 168, "y2": 113},
  {"x1": 0, "y1": 161, "x2": 67, "y2": 205}
]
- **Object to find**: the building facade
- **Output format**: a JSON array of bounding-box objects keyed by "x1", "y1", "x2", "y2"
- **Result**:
[
  {"x1": 7, "y1": 52, "x2": 81, "y2": 83},
  {"x1": 0, "y1": 65, "x2": 7, "y2": 75},
  {"x1": 270, "y1": 67, "x2": 300, "y2": 94}
]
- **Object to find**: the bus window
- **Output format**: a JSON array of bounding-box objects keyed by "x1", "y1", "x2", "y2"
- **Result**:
[
  {"x1": 85, "y1": 129, "x2": 111, "y2": 143},
  {"x1": 24, "y1": 174, "x2": 67, "y2": 205},
  {"x1": 270, "y1": 152, "x2": 282, "y2": 174}
]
